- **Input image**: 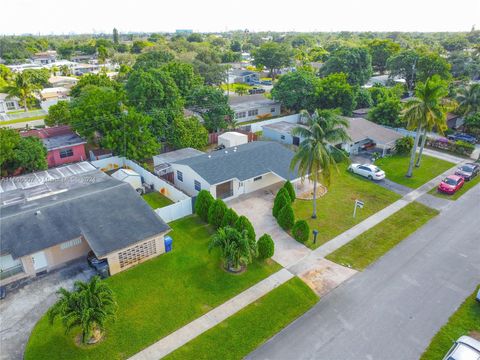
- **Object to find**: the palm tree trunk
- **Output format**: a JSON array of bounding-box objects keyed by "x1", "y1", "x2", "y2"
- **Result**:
[
  {"x1": 406, "y1": 125, "x2": 422, "y2": 178},
  {"x1": 415, "y1": 128, "x2": 428, "y2": 168},
  {"x1": 23, "y1": 98, "x2": 28, "y2": 112},
  {"x1": 311, "y1": 175, "x2": 317, "y2": 219}
]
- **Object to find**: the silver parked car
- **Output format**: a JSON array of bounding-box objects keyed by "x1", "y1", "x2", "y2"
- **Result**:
[
  {"x1": 348, "y1": 163, "x2": 386, "y2": 181},
  {"x1": 442, "y1": 336, "x2": 480, "y2": 360}
]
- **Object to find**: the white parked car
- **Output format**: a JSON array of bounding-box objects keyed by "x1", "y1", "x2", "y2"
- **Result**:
[
  {"x1": 442, "y1": 336, "x2": 480, "y2": 360},
  {"x1": 348, "y1": 163, "x2": 386, "y2": 181}
]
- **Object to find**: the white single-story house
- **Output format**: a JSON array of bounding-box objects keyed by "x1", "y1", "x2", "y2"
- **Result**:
[
  {"x1": 32, "y1": 50, "x2": 57, "y2": 65},
  {"x1": 229, "y1": 94, "x2": 281, "y2": 123},
  {"x1": 262, "y1": 117, "x2": 403, "y2": 155},
  {"x1": 218, "y1": 132, "x2": 248, "y2": 148},
  {"x1": 48, "y1": 76, "x2": 78, "y2": 89},
  {"x1": 227, "y1": 69, "x2": 259, "y2": 84},
  {"x1": 111, "y1": 168, "x2": 143, "y2": 192},
  {"x1": 170, "y1": 141, "x2": 300, "y2": 200},
  {"x1": 0, "y1": 93, "x2": 21, "y2": 114}
]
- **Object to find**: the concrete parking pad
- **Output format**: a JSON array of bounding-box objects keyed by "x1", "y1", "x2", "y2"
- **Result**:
[{"x1": 297, "y1": 258, "x2": 357, "y2": 297}]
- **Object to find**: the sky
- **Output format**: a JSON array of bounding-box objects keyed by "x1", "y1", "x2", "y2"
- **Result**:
[{"x1": 1, "y1": 0, "x2": 479, "y2": 35}]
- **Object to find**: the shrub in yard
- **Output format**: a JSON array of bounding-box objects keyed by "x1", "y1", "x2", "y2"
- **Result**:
[
  {"x1": 221, "y1": 208, "x2": 239, "y2": 228},
  {"x1": 283, "y1": 181, "x2": 296, "y2": 202},
  {"x1": 208, "y1": 199, "x2": 228, "y2": 228},
  {"x1": 235, "y1": 215, "x2": 256, "y2": 243},
  {"x1": 209, "y1": 226, "x2": 255, "y2": 272},
  {"x1": 195, "y1": 190, "x2": 214, "y2": 222},
  {"x1": 278, "y1": 204, "x2": 295, "y2": 231},
  {"x1": 277, "y1": 187, "x2": 292, "y2": 204},
  {"x1": 453, "y1": 140, "x2": 475, "y2": 156},
  {"x1": 257, "y1": 234, "x2": 274, "y2": 260},
  {"x1": 292, "y1": 220, "x2": 310, "y2": 243},
  {"x1": 394, "y1": 136, "x2": 414, "y2": 155},
  {"x1": 272, "y1": 193, "x2": 289, "y2": 218}
]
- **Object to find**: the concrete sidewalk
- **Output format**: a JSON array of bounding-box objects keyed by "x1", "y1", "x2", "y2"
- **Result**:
[
  {"x1": 128, "y1": 269, "x2": 294, "y2": 360},
  {"x1": 421, "y1": 148, "x2": 465, "y2": 164}
]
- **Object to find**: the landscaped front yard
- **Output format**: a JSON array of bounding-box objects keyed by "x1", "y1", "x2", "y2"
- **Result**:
[
  {"x1": 24, "y1": 216, "x2": 281, "y2": 360},
  {"x1": 142, "y1": 191, "x2": 174, "y2": 209},
  {"x1": 375, "y1": 154, "x2": 454, "y2": 189},
  {"x1": 428, "y1": 174, "x2": 480, "y2": 200},
  {"x1": 420, "y1": 286, "x2": 480, "y2": 360},
  {"x1": 293, "y1": 165, "x2": 401, "y2": 249},
  {"x1": 165, "y1": 277, "x2": 318, "y2": 360},
  {"x1": 326, "y1": 202, "x2": 438, "y2": 270}
]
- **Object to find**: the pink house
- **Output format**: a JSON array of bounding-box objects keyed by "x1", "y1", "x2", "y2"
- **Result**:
[{"x1": 21, "y1": 126, "x2": 87, "y2": 168}]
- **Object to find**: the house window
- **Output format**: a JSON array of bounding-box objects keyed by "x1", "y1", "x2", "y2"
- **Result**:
[
  {"x1": 253, "y1": 176, "x2": 262, "y2": 181},
  {"x1": 118, "y1": 239, "x2": 157, "y2": 268},
  {"x1": 248, "y1": 109, "x2": 258, "y2": 117},
  {"x1": 6, "y1": 101, "x2": 16, "y2": 110},
  {"x1": 0, "y1": 254, "x2": 24, "y2": 279},
  {"x1": 194, "y1": 180, "x2": 201, "y2": 191},
  {"x1": 60, "y1": 238, "x2": 82, "y2": 250},
  {"x1": 271, "y1": 107, "x2": 276, "y2": 113},
  {"x1": 235, "y1": 112, "x2": 246, "y2": 119},
  {"x1": 59, "y1": 148, "x2": 74, "y2": 158},
  {"x1": 177, "y1": 170, "x2": 183, "y2": 182},
  {"x1": 280, "y1": 135, "x2": 286, "y2": 140}
]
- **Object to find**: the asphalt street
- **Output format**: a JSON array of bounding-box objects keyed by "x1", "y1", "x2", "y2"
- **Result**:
[{"x1": 248, "y1": 183, "x2": 480, "y2": 360}]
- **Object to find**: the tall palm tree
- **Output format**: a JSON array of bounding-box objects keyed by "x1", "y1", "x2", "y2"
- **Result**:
[
  {"x1": 290, "y1": 109, "x2": 351, "y2": 219},
  {"x1": 402, "y1": 76, "x2": 450, "y2": 174},
  {"x1": 208, "y1": 226, "x2": 254, "y2": 272},
  {"x1": 59, "y1": 64, "x2": 71, "y2": 76},
  {"x1": 456, "y1": 83, "x2": 480, "y2": 117},
  {"x1": 48, "y1": 276, "x2": 117, "y2": 344},
  {"x1": 5, "y1": 72, "x2": 40, "y2": 112}
]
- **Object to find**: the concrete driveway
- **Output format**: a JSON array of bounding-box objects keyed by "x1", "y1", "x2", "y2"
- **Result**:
[
  {"x1": 228, "y1": 185, "x2": 310, "y2": 268},
  {"x1": 0, "y1": 262, "x2": 94, "y2": 360}
]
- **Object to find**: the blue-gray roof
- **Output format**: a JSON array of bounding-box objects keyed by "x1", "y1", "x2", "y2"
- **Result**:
[
  {"x1": 174, "y1": 141, "x2": 300, "y2": 185},
  {"x1": 42, "y1": 133, "x2": 86, "y2": 151},
  {"x1": 0, "y1": 171, "x2": 170, "y2": 259}
]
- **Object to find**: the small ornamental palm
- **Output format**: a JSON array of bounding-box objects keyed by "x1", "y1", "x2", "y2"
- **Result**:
[
  {"x1": 209, "y1": 226, "x2": 256, "y2": 272},
  {"x1": 48, "y1": 276, "x2": 117, "y2": 344}
]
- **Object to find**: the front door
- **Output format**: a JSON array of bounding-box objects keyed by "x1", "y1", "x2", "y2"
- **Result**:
[
  {"x1": 31, "y1": 251, "x2": 48, "y2": 271},
  {"x1": 293, "y1": 136, "x2": 300, "y2": 146}
]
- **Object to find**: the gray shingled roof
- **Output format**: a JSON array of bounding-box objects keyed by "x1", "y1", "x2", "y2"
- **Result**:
[
  {"x1": 42, "y1": 133, "x2": 86, "y2": 151},
  {"x1": 0, "y1": 172, "x2": 170, "y2": 259},
  {"x1": 174, "y1": 141, "x2": 300, "y2": 185}
]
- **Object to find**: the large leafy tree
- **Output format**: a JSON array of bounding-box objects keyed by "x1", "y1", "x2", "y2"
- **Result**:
[
  {"x1": 5, "y1": 71, "x2": 40, "y2": 111},
  {"x1": 159, "y1": 62, "x2": 203, "y2": 98},
  {"x1": 290, "y1": 109, "x2": 351, "y2": 218},
  {"x1": 101, "y1": 109, "x2": 160, "y2": 161},
  {"x1": 12, "y1": 136, "x2": 48, "y2": 174},
  {"x1": 48, "y1": 276, "x2": 117, "y2": 344},
  {"x1": 316, "y1": 73, "x2": 357, "y2": 116},
  {"x1": 23, "y1": 68, "x2": 50, "y2": 87},
  {"x1": 252, "y1": 42, "x2": 293, "y2": 79},
  {"x1": 125, "y1": 68, "x2": 183, "y2": 112},
  {"x1": 271, "y1": 70, "x2": 320, "y2": 113},
  {"x1": 417, "y1": 52, "x2": 451, "y2": 82},
  {"x1": 167, "y1": 115, "x2": 208, "y2": 150},
  {"x1": 70, "y1": 73, "x2": 121, "y2": 98},
  {"x1": 387, "y1": 49, "x2": 419, "y2": 92},
  {"x1": 367, "y1": 39, "x2": 401, "y2": 74},
  {"x1": 44, "y1": 101, "x2": 72, "y2": 126},
  {"x1": 0, "y1": 128, "x2": 20, "y2": 172},
  {"x1": 187, "y1": 85, "x2": 233, "y2": 132},
  {"x1": 320, "y1": 47, "x2": 373, "y2": 85},
  {"x1": 133, "y1": 49, "x2": 175, "y2": 71},
  {"x1": 368, "y1": 98, "x2": 402, "y2": 127},
  {"x1": 402, "y1": 76, "x2": 450, "y2": 176}
]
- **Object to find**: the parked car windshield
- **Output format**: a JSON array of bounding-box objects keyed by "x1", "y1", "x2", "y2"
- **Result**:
[
  {"x1": 459, "y1": 165, "x2": 473, "y2": 172},
  {"x1": 444, "y1": 178, "x2": 457, "y2": 186}
]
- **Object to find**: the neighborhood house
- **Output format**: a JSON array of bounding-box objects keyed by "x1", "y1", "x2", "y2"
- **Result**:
[
  {"x1": 227, "y1": 69, "x2": 259, "y2": 84},
  {"x1": 21, "y1": 126, "x2": 87, "y2": 167},
  {"x1": 0, "y1": 162, "x2": 171, "y2": 285},
  {"x1": 229, "y1": 94, "x2": 281, "y2": 122},
  {"x1": 169, "y1": 141, "x2": 300, "y2": 200}
]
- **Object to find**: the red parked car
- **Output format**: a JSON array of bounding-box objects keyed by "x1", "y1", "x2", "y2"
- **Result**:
[{"x1": 438, "y1": 175, "x2": 465, "y2": 195}]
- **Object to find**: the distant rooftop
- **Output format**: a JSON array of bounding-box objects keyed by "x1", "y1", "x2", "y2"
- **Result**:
[
  {"x1": 229, "y1": 94, "x2": 279, "y2": 111},
  {"x1": 262, "y1": 121, "x2": 306, "y2": 133},
  {"x1": 21, "y1": 126, "x2": 86, "y2": 151}
]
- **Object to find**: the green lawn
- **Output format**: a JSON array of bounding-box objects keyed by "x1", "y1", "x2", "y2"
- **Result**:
[
  {"x1": 0, "y1": 115, "x2": 45, "y2": 125},
  {"x1": 420, "y1": 286, "x2": 480, "y2": 360},
  {"x1": 165, "y1": 277, "x2": 318, "y2": 360},
  {"x1": 24, "y1": 216, "x2": 281, "y2": 360},
  {"x1": 428, "y1": 175, "x2": 480, "y2": 200},
  {"x1": 142, "y1": 191, "x2": 174, "y2": 209},
  {"x1": 375, "y1": 154, "x2": 454, "y2": 189},
  {"x1": 220, "y1": 83, "x2": 254, "y2": 92},
  {"x1": 326, "y1": 202, "x2": 438, "y2": 270},
  {"x1": 292, "y1": 165, "x2": 401, "y2": 249}
]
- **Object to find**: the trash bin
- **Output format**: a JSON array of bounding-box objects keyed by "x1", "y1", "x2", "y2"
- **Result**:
[{"x1": 164, "y1": 236, "x2": 173, "y2": 253}]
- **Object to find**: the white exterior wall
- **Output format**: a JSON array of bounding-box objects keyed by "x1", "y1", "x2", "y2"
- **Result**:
[
  {"x1": 243, "y1": 172, "x2": 283, "y2": 194},
  {"x1": 170, "y1": 163, "x2": 212, "y2": 197}
]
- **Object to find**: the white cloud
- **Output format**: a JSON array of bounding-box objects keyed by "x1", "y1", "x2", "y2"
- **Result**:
[{"x1": 1, "y1": 0, "x2": 479, "y2": 34}]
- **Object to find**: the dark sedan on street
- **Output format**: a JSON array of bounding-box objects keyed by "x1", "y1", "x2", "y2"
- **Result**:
[{"x1": 455, "y1": 163, "x2": 480, "y2": 181}]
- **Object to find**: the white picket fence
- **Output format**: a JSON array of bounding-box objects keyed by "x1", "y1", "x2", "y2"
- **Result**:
[
  {"x1": 90, "y1": 156, "x2": 189, "y2": 202},
  {"x1": 240, "y1": 113, "x2": 301, "y2": 133},
  {"x1": 155, "y1": 199, "x2": 193, "y2": 223}
]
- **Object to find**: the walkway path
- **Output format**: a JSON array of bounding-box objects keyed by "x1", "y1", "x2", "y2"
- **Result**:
[
  {"x1": 422, "y1": 147, "x2": 465, "y2": 164},
  {"x1": 128, "y1": 269, "x2": 293, "y2": 360}
]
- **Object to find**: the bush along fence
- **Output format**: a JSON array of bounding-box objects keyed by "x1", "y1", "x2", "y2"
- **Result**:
[
  {"x1": 426, "y1": 137, "x2": 475, "y2": 156},
  {"x1": 273, "y1": 181, "x2": 310, "y2": 244},
  {"x1": 195, "y1": 190, "x2": 275, "y2": 272}
]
